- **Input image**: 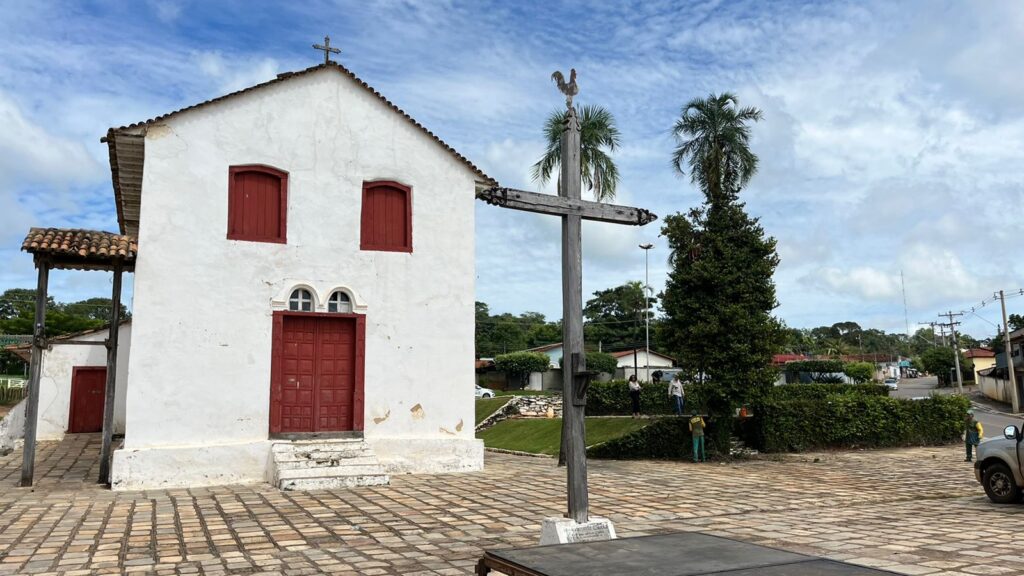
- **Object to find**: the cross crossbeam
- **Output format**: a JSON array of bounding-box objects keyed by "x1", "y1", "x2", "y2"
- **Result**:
[
  {"x1": 477, "y1": 187, "x2": 657, "y2": 226},
  {"x1": 313, "y1": 35, "x2": 341, "y2": 64}
]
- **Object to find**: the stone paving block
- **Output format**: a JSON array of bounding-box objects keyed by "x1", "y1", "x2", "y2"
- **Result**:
[{"x1": 1, "y1": 434, "x2": 1023, "y2": 574}]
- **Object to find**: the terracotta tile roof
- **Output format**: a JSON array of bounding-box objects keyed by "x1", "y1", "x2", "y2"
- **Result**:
[
  {"x1": 965, "y1": 348, "x2": 996, "y2": 359},
  {"x1": 772, "y1": 354, "x2": 808, "y2": 365},
  {"x1": 22, "y1": 228, "x2": 137, "y2": 263}
]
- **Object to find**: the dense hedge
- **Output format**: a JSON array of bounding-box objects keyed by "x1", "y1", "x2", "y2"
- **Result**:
[
  {"x1": 783, "y1": 360, "x2": 844, "y2": 374},
  {"x1": 768, "y1": 383, "x2": 889, "y2": 401},
  {"x1": 585, "y1": 380, "x2": 713, "y2": 416},
  {"x1": 745, "y1": 394, "x2": 969, "y2": 452},
  {"x1": 587, "y1": 417, "x2": 725, "y2": 460}
]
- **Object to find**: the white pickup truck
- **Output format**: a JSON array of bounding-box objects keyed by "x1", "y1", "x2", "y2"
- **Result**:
[{"x1": 975, "y1": 423, "x2": 1024, "y2": 503}]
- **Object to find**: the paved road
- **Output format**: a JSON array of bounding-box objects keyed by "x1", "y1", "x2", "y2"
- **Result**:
[{"x1": 894, "y1": 375, "x2": 1024, "y2": 439}]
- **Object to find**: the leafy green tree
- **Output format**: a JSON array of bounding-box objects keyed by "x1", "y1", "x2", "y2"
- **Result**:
[
  {"x1": 820, "y1": 338, "x2": 850, "y2": 357},
  {"x1": 671, "y1": 92, "x2": 762, "y2": 204},
  {"x1": 475, "y1": 302, "x2": 561, "y2": 357},
  {"x1": 532, "y1": 104, "x2": 621, "y2": 201},
  {"x1": 660, "y1": 202, "x2": 783, "y2": 408},
  {"x1": 494, "y1": 351, "x2": 550, "y2": 389},
  {"x1": 920, "y1": 347, "x2": 965, "y2": 386},
  {"x1": 662, "y1": 92, "x2": 779, "y2": 418},
  {"x1": 843, "y1": 362, "x2": 876, "y2": 384},
  {"x1": 0, "y1": 288, "x2": 130, "y2": 374},
  {"x1": 779, "y1": 325, "x2": 813, "y2": 355},
  {"x1": 583, "y1": 281, "x2": 655, "y2": 351},
  {"x1": 526, "y1": 322, "x2": 561, "y2": 349}
]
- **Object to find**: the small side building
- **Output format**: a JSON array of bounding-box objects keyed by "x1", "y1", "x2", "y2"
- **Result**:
[{"x1": 5, "y1": 322, "x2": 131, "y2": 442}]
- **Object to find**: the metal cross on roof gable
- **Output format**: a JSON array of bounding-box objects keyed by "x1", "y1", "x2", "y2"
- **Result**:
[
  {"x1": 313, "y1": 35, "x2": 341, "y2": 64},
  {"x1": 477, "y1": 69, "x2": 657, "y2": 525}
]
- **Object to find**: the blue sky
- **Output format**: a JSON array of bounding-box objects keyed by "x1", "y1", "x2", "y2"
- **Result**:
[{"x1": 2, "y1": 0, "x2": 1023, "y2": 338}]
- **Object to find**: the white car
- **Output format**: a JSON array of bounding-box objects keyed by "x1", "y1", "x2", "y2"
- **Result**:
[
  {"x1": 475, "y1": 384, "x2": 495, "y2": 399},
  {"x1": 883, "y1": 378, "x2": 898, "y2": 391}
]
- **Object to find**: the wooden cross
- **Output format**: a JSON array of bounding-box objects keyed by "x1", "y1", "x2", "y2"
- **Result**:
[
  {"x1": 312, "y1": 35, "x2": 340, "y2": 64},
  {"x1": 477, "y1": 78, "x2": 656, "y2": 524}
]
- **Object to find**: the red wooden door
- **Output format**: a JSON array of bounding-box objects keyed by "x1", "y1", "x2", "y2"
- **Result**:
[
  {"x1": 69, "y1": 367, "x2": 106, "y2": 433},
  {"x1": 275, "y1": 316, "x2": 356, "y2": 433},
  {"x1": 280, "y1": 316, "x2": 317, "y2": 432},
  {"x1": 316, "y1": 318, "x2": 356, "y2": 431}
]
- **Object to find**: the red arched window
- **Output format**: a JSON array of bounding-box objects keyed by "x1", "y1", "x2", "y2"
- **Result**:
[
  {"x1": 360, "y1": 181, "x2": 412, "y2": 252},
  {"x1": 227, "y1": 165, "x2": 288, "y2": 243}
]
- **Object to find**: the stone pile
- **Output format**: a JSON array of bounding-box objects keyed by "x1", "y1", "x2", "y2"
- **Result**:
[
  {"x1": 515, "y1": 394, "x2": 563, "y2": 418},
  {"x1": 475, "y1": 393, "x2": 565, "y2": 432}
]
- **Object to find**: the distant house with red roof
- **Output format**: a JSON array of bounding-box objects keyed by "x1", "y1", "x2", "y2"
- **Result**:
[{"x1": 965, "y1": 348, "x2": 996, "y2": 382}]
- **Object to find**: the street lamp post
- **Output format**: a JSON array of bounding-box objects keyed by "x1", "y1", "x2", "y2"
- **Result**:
[{"x1": 639, "y1": 243, "x2": 653, "y2": 381}]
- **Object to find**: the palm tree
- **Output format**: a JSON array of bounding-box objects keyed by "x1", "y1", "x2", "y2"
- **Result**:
[
  {"x1": 671, "y1": 93, "x2": 762, "y2": 203},
  {"x1": 532, "y1": 104, "x2": 621, "y2": 202}
]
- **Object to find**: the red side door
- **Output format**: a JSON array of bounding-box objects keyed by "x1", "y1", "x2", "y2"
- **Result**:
[
  {"x1": 274, "y1": 315, "x2": 357, "y2": 434},
  {"x1": 69, "y1": 367, "x2": 106, "y2": 433}
]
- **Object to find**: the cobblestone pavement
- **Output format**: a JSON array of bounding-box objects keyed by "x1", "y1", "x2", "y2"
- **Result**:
[{"x1": 0, "y1": 434, "x2": 1021, "y2": 575}]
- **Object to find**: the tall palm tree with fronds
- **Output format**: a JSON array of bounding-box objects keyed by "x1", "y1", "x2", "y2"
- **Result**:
[
  {"x1": 671, "y1": 93, "x2": 762, "y2": 203},
  {"x1": 532, "y1": 104, "x2": 621, "y2": 202}
]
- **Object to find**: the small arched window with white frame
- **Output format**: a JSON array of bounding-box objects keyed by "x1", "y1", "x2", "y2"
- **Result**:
[
  {"x1": 288, "y1": 288, "x2": 314, "y2": 312},
  {"x1": 327, "y1": 291, "x2": 352, "y2": 313}
]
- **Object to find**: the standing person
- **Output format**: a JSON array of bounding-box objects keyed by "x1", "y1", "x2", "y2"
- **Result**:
[
  {"x1": 964, "y1": 409, "x2": 984, "y2": 462},
  {"x1": 668, "y1": 374, "x2": 684, "y2": 416},
  {"x1": 689, "y1": 411, "x2": 706, "y2": 462},
  {"x1": 628, "y1": 375, "x2": 642, "y2": 418}
]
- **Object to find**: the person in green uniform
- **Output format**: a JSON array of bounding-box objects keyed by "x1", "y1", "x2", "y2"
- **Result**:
[
  {"x1": 964, "y1": 409, "x2": 983, "y2": 462},
  {"x1": 689, "y1": 412, "x2": 706, "y2": 463}
]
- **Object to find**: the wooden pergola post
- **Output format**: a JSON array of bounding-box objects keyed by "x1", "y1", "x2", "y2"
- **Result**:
[
  {"x1": 20, "y1": 257, "x2": 50, "y2": 487},
  {"x1": 98, "y1": 262, "x2": 124, "y2": 485}
]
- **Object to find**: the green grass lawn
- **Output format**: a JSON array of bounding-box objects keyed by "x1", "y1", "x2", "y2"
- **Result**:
[
  {"x1": 494, "y1": 389, "x2": 556, "y2": 397},
  {"x1": 477, "y1": 417, "x2": 650, "y2": 455},
  {"x1": 475, "y1": 396, "x2": 511, "y2": 426}
]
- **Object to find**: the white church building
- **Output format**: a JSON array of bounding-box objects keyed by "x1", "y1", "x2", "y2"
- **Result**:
[{"x1": 15, "y1": 61, "x2": 493, "y2": 490}]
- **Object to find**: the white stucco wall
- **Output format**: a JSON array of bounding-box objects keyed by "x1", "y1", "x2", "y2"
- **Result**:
[
  {"x1": 615, "y1": 351, "x2": 674, "y2": 369},
  {"x1": 116, "y1": 67, "x2": 480, "y2": 488},
  {"x1": 34, "y1": 323, "x2": 131, "y2": 441}
]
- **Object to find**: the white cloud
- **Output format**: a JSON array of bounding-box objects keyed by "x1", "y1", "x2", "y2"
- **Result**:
[
  {"x1": 0, "y1": 93, "x2": 102, "y2": 189},
  {"x1": 148, "y1": 0, "x2": 183, "y2": 23},
  {"x1": 194, "y1": 52, "x2": 281, "y2": 94},
  {"x1": 2, "y1": 0, "x2": 1024, "y2": 338}
]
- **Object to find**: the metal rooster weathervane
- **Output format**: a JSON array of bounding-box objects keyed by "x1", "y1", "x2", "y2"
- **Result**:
[{"x1": 551, "y1": 68, "x2": 578, "y2": 109}]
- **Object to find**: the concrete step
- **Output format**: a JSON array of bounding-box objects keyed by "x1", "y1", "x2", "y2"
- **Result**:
[
  {"x1": 278, "y1": 474, "x2": 390, "y2": 491},
  {"x1": 272, "y1": 444, "x2": 372, "y2": 457},
  {"x1": 270, "y1": 439, "x2": 389, "y2": 491},
  {"x1": 273, "y1": 455, "x2": 381, "y2": 470},
  {"x1": 275, "y1": 464, "x2": 387, "y2": 481},
  {"x1": 271, "y1": 440, "x2": 366, "y2": 453}
]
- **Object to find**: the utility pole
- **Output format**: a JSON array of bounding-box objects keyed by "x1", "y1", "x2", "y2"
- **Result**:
[
  {"x1": 997, "y1": 290, "x2": 1021, "y2": 413},
  {"x1": 940, "y1": 311, "x2": 964, "y2": 394},
  {"x1": 639, "y1": 243, "x2": 653, "y2": 382}
]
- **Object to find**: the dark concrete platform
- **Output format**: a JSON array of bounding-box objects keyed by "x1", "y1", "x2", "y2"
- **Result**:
[{"x1": 476, "y1": 532, "x2": 899, "y2": 575}]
